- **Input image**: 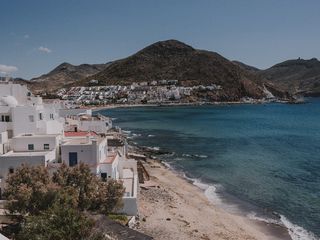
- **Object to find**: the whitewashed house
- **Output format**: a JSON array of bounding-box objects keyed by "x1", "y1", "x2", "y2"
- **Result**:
[
  {"x1": 64, "y1": 114, "x2": 112, "y2": 134},
  {"x1": 0, "y1": 134, "x2": 60, "y2": 197},
  {"x1": 0, "y1": 82, "x2": 63, "y2": 137}
]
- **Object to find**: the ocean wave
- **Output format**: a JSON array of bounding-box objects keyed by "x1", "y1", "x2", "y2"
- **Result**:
[
  {"x1": 132, "y1": 133, "x2": 142, "y2": 138},
  {"x1": 147, "y1": 134, "x2": 155, "y2": 137},
  {"x1": 162, "y1": 152, "x2": 176, "y2": 157},
  {"x1": 280, "y1": 215, "x2": 318, "y2": 240},
  {"x1": 182, "y1": 153, "x2": 192, "y2": 157},
  {"x1": 147, "y1": 146, "x2": 160, "y2": 151},
  {"x1": 247, "y1": 212, "x2": 281, "y2": 225},
  {"x1": 194, "y1": 154, "x2": 208, "y2": 158},
  {"x1": 162, "y1": 161, "x2": 173, "y2": 169},
  {"x1": 185, "y1": 178, "x2": 223, "y2": 205}
]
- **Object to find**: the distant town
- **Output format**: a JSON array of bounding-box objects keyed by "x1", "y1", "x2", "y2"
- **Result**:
[{"x1": 56, "y1": 80, "x2": 227, "y2": 105}]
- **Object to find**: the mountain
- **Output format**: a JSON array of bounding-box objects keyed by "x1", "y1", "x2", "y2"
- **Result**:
[
  {"x1": 27, "y1": 39, "x2": 291, "y2": 101},
  {"x1": 30, "y1": 62, "x2": 109, "y2": 93},
  {"x1": 80, "y1": 40, "x2": 278, "y2": 101},
  {"x1": 258, "y1": 58, "x2": 320, "y2": 96},
  {"x1": 233, "y1": 61, "x2": 260, "y2": 72}
]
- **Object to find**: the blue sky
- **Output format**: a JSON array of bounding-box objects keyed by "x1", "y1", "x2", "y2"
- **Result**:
[{"x1": 1, "y1": 0, "x2": 320, "y2": 79}]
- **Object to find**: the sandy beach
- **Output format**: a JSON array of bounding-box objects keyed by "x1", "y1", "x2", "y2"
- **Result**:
[{"x1": 135, "y1": 159, "x2": 291, "y2": 240}]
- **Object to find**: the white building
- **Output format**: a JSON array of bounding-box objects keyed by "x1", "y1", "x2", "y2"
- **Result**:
[
  {"x1": 0, "y1": 81, "x2": 138, "y2": 216},
  {"x1": 64, "y1": 114, "x2": 112, "y2": 134},
  {"x1": 0, "y1": 134, "x2": 60, "y2": 196},
  {"x1": 0, "y1": 82, "x2": 63, "y2": 137}
]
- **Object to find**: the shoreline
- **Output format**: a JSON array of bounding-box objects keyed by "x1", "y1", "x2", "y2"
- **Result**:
[
  {"x1": 135, "y1": 156, "x2": 292, "y2": 240},
  {"x1": 89, "y1": 99, "x2": 294, "y2": 112}
]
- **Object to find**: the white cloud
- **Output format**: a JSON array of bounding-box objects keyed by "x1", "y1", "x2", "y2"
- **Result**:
[
  {"x1": 38, "y1": 46, "x2": 52, "y2": 53},
  {"x1": 0, "y1": 64, "x2": 18, "y2": 74},
  {"x1": 24, "y1": 34, "x2": 30, "y2": 39}
]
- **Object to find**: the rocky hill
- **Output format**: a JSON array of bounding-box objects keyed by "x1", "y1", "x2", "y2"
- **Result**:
[
  {"x1": 30, "y1": 62, "x2": 109, "y2": 93},
  {"x1": 28, "y1": 39, "x2": 293, "y2": 101},
  {"x1": 258, "y1": 58, "x2": 320, "y2": 96},
  {"x1": 81, "y1": 40, "x2": 276, "y2": 101},
  {"x1": 232, "y1": 61, "x2": 260, "y2": 72}
]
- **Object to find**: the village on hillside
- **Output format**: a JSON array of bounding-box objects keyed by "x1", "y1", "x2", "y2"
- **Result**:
[{"x1": 56, "y1": 80, "x2": 223, "y2": 105}]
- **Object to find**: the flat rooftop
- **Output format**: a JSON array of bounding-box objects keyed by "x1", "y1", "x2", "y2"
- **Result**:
[
  {"x1": 14, "y1": 134, "x2": 60, "y2": 139},
  {"x1": 62, "y1": 138, "x2": 91, "y2": 145},
  {"x1": 1, "y1": 150, "x2": 53, "y2": 157},
  {"x1": 64, "y1": 131, "x2": 97, "y2": 137}
]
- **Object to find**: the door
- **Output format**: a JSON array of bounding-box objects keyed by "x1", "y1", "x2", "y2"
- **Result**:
[{"x1": 69, "y1": 152, "x2": 78, "y2": 167}]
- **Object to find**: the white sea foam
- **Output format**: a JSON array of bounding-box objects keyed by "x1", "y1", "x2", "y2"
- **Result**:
[
  {"x1": 191, "y1": 179, "x2": 223, "y2": 205},
  {"x1": 247, "y1": 212, "x2": 281, "y2": 225},
  {"x1": 148, "y1": 134, "x2": 155, "y2": 137},
  {"x1": 132, "y1": 133, "x2": 141, "y2": 137},
  {"x1": 280, "y1": 215, "x2": 318, "y2": 240},
  {"x1": 194, "y1": 154, "x2": 208, "y2": 158},
  {"x1": 182, "y1": 153, "x2": 192, "y2": 157},
  {"x1": 162, "y1": 161, "x2": 173, "y2": 169},
  {"x1": 147, "y1": 146, "x2": 160, "y2": 151},
  {"x1": 122, "y1": 130, "x2": 131, "y2": 134}
]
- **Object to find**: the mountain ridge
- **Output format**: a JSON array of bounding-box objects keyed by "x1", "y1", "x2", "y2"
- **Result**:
[
  {"x1": 26, "y1": 39, "x2": 297, "y2": 100},
  {"x1": 79, "y1": 40, "x2": 270, "y2": 101},
  {"x1": 258, "y1": 58, "x2": 320, "y2": 96},
  {"x1": 29, "y1": 62, "x2": 110, "y2": 93}
]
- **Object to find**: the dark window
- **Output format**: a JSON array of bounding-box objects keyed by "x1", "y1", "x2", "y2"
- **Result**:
[
  {"x1": 101, "y1": 173, "x2": 107, "y2": 181},
  {"x1": 39, "y1": 113, "x2": 43, "y2": 120},
  {"x1": 9, "y1": 168, "x2": 14, "y2": 174},
  {"x1": 5, "y1": 116, "x2": 9, "y2": 122},
  {"x1": 1, "y1": 116, "x2": 4, "y2": 122},
  {"x1": 28, "y1": 144, "x2": 34, "y2": 151},
  {"x1": 44, "y1": 144, "x2": 49, "y2": 150},
  {"x1": 69, "y1": 152, "x2": 78, "y2": 167}
]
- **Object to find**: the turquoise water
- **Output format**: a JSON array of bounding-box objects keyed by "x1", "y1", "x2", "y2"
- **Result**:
[{"x1": 98, "y1": 99, "x2": 320, "y2": 239}]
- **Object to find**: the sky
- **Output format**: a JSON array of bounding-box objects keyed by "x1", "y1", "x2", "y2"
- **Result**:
[{"x1": 1, "y1": 0, "x2": 320, "y2": 79}]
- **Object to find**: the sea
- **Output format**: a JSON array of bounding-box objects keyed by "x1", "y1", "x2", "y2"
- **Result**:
[{"x1": 98, "y1": 98, "x2": 320, "y2": 240}]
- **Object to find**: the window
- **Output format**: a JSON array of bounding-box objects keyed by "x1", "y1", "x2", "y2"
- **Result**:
[
  {"x1": 29, "y1": 115, "x2": 34, "y2": 122},
  {"x1": 101, "y1": 173, "x2": 107, "y2": 181},
  {"x1": 39, "y1": 113, "x2": 43, "y2": 120},
  {"x1": 28, "y1": 144, "x2": 34, "y2": 151},
  {"x1": 44, "y1": 144, "x2": 49, "y2": 150},
  {"x1": 50, "y1": 113, "x2": 54, "y2": 120},
  {"x1": 1, "y1": 116, "x2": 4, "y2": 122},
  {"x1": 5, "y1": 116, "x2": 9, "y2": 122},
  {"x1": 9, "y1": 168, "x2": 14, "y2": 174}
]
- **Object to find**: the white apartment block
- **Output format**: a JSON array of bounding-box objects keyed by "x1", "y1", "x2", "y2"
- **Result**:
[{"x1": 0, "y1": 82, "x2": 63, "y2": 137}]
